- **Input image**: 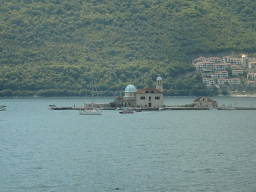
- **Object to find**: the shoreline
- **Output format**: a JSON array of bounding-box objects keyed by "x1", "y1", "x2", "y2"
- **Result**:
[
  {"x1": 229, "y1": 94, "x2": 256, "y2": 97},
  {"x1": 1, "y1": 94, "x2": 256, "y2": 99}
]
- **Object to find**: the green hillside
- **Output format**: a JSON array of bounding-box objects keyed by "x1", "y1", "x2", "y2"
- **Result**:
[{"x1": 1, "y1": 0, "x2": 256, "y2": 97}]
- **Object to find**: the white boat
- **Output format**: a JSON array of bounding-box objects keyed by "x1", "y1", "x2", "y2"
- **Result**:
[
  {"x1": 119, "y1": 109, "x2": 134, "y2": 114},
  {"x1": 159, "y1": 107, "x2": 171, "y2": 111},
  {"x1": 0, "y1": 105, "x2": 6, "y2": 111},
  {"x1": 79, "y1": 108, "x2": 102, "y2": 115},
  {"x1": 218, "y1": 104, "x2": 236, "y2": 110},
  {"x1": 48, "y1": 105, "x2": 56, "y2": 110}
]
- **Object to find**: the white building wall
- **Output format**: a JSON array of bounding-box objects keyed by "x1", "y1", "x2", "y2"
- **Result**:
[
  {"x1": 136, "y1": 93, "x2": 163, "y2": 108},
  {"x1": 248, "y1": 62, "x2": 256, "y2": 69}
]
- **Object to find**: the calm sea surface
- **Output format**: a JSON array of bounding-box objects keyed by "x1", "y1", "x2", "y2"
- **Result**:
[{"x1": 1, "y1": 96, "x2": 256, "y2": 192}]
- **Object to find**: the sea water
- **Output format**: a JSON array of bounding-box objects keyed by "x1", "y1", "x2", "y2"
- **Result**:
[{"x1": 0, "y1": 97, "x2": 256, "y2": 191}]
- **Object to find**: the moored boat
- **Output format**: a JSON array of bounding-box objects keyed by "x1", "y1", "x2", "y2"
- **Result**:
[
  {"x1": 79, "y1": 108, "x2": 102, "y2": 115},
  {"x1": 119, "y1": 109, "x2": 134, "y2": 114},
  {"x1": 48, "y1": 105, "x2": 56, "y2": 110},
  {"x1": 217, "y1": 104, "x2": 236, "y2": 110},
  {"x1": 159, "y1": 107, "x2": 171, "y2": 111}
]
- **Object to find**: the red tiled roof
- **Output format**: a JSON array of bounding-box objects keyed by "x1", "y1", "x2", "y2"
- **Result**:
[
  {"x1": 214, "y1": 63, "x2": 228, "y2": 65},
  {"x1": 136, "y1": 89, "x2": 143, "y2": 94},
  {"x1": 136, "y1": 87, "x2": 163, "y2": 94},
  {"x1": 208, "y1": 57, "x2": 221, "y2": 59}
]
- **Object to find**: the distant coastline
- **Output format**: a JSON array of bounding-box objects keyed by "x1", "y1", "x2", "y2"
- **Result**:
[
  {"x1": 1, "y1": 94, "x2": 256, "y2": 99},
  {"x1": 230, "y1": 94, "x2": 256, "y2": 97}
]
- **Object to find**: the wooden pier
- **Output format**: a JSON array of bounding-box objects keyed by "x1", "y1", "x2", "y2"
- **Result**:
[
  {"x1": 235, "y1": 107, "x2": 256, "y2": 110},
  {"x1": 165, "y1": 107, "x2": 210, "y2": 110},
  {"x1": 49, "y1": 106, "x2": 256, "y2": 111},
  {"x1": 52, "y1": 107, "x2": 84, "y2": 110}
]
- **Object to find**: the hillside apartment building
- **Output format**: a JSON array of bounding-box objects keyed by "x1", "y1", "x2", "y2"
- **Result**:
[{"x1": 193, "y1": 54, "x2": 255, "y2": 87}]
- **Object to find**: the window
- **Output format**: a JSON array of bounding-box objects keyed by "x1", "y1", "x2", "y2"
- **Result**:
[
  {"x1": 149, "y1": 96, "x2": 151, "y2": 101},
  {"x1": 145, "y1": 91, "x2": 149, "y2": 93},
  {"x1": 155, "y1": 96, "x2": 160, "y2": 100},
  {"x1": 140, "y1": 96, "x2": 145, "y2": 100},
  {"x1": 150, "y1": 91, "x2": 154, "y2": 93}
]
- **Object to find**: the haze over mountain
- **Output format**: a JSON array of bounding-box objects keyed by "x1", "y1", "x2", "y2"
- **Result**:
[{"x1": 1, "y1": 0, "x2": 256, "y2": 97}]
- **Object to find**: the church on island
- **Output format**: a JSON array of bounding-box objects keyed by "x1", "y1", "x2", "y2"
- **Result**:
[{"x1": 115, "y1": 76, "x2": 164, "y2": 109}]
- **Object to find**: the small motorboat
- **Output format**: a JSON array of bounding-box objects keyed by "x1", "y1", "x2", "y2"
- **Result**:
[
  {"x1": 159, "y1": 107, "x2": 170, "y2": 110},
  {"x1": 119, "y1": 109, "x2": 134, "y2": 114},
  {"x1": 79, "y1": 108, "x2": 102, "y2": 115},
  {"x1": 48, "y1": 105, "x2": 56, "y2": 110}
]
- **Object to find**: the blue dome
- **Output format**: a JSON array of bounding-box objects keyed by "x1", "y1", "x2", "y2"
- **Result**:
[{"x1": 125, "y1": 84, "x2": 137, "y2": 92}]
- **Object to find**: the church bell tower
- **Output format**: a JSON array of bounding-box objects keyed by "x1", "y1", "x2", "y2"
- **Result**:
[{"x1": 156, "y1": 76, "x2": 163, "y2": 92}]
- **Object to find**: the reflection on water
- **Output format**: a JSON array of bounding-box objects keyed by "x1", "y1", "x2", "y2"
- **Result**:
[{"x1": 0, "y1": 97, "x2": 256, "y2": 191}]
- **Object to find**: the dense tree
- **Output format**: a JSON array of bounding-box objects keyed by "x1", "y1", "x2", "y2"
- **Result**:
[{"x1": 0, "y1": 0, "x2": 255, "y2": 97}]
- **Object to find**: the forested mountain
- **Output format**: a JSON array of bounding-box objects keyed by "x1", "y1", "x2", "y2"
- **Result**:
[{"x1": 1, "y1": 0, "x2": 256, "y2": 97}]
